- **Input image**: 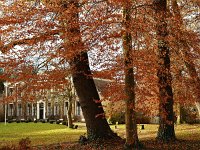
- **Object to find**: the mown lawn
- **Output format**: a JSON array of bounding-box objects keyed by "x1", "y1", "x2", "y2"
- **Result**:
[
  {"x1": 0, "y1": 122, "x2": 86, "y2": 147},
  {"x1": 111, "y1": 123, "x2": 200, "y2": 141},
  {"x1": 0, "y1": 122, "x2": 200, "y2": 149}
]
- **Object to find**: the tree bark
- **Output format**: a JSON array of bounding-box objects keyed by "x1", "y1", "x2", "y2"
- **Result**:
[
  {"x1": 64, "y1": 0, "x2": 116, "y2": 140},
  {"x1": 67, "y1": 95, "x2": 73, "y2": 128},
  {"x1": 122, "y1": 3, "x2": 140, "y2": 149},
  {"x1": 72, "y1": 53, "x2": 116, "y2": 140},
  {"x1": 153, "y1": 0, "x2": 176, "y2": 142}
]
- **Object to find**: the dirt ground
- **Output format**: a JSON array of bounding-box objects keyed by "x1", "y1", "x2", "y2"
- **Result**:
[{"x1": 31, "y1": 139, "x2": 200, "y2": 150}]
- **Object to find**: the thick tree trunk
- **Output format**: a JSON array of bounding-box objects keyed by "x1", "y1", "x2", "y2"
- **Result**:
[
  {"x1": 153, "y1": 0, "x2": 176, "y2": 142},
  {"x1": 72, "y1": 53, "x2": 116, "y2": 140},
  {"x1": 65, "y1": 0, "x2": 116, "y2": 140},
  {"x1": 122, "y1": 4, "x2": 140, "y2": 149}
]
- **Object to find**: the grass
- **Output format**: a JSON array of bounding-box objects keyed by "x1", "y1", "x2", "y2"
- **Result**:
[
  {"x1": 0, "y1": 122, "x2": 200, "y2": 149},
  {"x1": 0, "y1": 122, "x2": 86, "y2": 147},
  {"x1": 111, "y1": 123, "x2": 200, "y2": 141}
]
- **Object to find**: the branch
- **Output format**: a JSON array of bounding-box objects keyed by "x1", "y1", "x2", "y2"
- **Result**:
[{"x1": 0, "y1": 29, "x2": 61, "y2": 53}]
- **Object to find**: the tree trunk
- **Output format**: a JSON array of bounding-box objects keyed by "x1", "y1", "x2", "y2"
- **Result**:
[
  {"x1": 65, "y1": 0, "x2": 116, "y2": 140},
  {"x1": 72, "y1": 52, "x2": 116, "y2": 140},
  {"x1": 122, "y1": 3, "x2": 140, "y2": 149},
  {"x1": 67, "y1": 96, "x2": 73, "y2": 128},
  {"x1": 195, "y1": 102, "x2": 200, "y2": 118},
  {"x1": 153, "y1": 0, "x2": 176, "y2": 142}
]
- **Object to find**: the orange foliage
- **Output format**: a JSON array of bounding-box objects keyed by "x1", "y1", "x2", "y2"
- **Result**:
[{"x1": 0, "y1": 0, "x2": 199, "y2": 116}]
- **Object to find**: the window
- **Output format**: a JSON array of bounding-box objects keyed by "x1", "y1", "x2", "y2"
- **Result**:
[
  {"x1": 8, "y1": 104, "x2": 14, "y2": 116},
  {"x1": 17, "y1": 103, "x2": 22, "y2": 116},
  {"x1": 55, "y1": 102, "x2": 59, "y2": 115},
  {"x1": 33, "y1": 103, "x2": 37, "y2": 116},
  {"x1": 76, "y1": 102, "x2": 81, "y2": 116},
  {"x1": 64, "y1": 102, "x2": 68, "y2": 115},
  {"x1": 27, "y1": 103, "x2": 31, "y2": 116},
  {"x1": 9, "y1": 88, "x2": 14, "y2": 96},
  {"x1": 48, "y1": 103, "x2": 51, "y2": 116}
]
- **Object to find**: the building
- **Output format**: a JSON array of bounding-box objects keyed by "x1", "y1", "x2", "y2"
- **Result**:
[
  {"x1": 0, "y1": 80, "x2": 84, "y2": 122},
  {"x1": 0, "y1": 78, "x2": 110, "y2": 122}
]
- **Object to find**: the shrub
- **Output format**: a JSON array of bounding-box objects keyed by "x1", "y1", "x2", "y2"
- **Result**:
[
  {"x1": 136, "y1": 115, "x2": 150, "y2": 124},
  {"x1": 109, "y1": 111, "x2": 150, "y2": 124},
  {"x1": 21, "y1": 119, "x2": 25, "y2": 123},
  {"x1": 18, "y1": 137, "x2": 31, "y2": 150},
  {"x1": 56, "y1": 120, "x2": 61, "y2": 124},
  {"x1": 8, "y1": 120, "x2": 12, "y2": 123},
  {"x1": 62, "y1": 121, "x2": 67, "y2": 125},
  {"x1": 109, "y1": 112, "x2": 125, "y2": 124},
  {"x1": 49, "y1": 120, "x2": 55, "y2": 124},
  {"x1": 69, "y1": 124, "x2": 74, "y2": 129},
  {"x1": 78, "y1": 135, "x2": 87, "y2": 145},
  {"x1": 74, "y1": 125, "x2": 78, "y2": 129}
]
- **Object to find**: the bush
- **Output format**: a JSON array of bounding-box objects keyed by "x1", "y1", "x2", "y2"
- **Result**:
[
  {"x1": 21, "y1": 119, "x2": 25, "y2": 122},
  {"x1": 49, "y1": 120, "x2": 55, "y2": 124},
  {"x1": 56, "y1": 120, "x2": 61, "y2": 124},
  {"x1": 18, "y1": 137, "x2": 31, "y2": 150},
  {"x1": 69, "y1": 124, "x2": 74, "y2": 129},
  {"x1": 16, "y1": 120, "x2": 20, "y2": 123},
  {"x1": 8, "y1": 120, "x2": 12, "y2": 123},
  {"x1": 74, "y1": 125, "x2": 78, "y2": 129},
  {"x1": 34, "y1": 120, "x2": 37, "y2": 123},
  {"x1": 62, "y1": 121, "x2": 67, "y2": 125},
  {"x1": 136, "y1": 115, "x2": 150, "y2": 124},
  {"x1": 108, "y1": 111, "x2": 150, "y2": 124},
  {"x1": 78, "y1": 135, "x2": 87, "y2": 145},
  {"x1": 109, "y1": 112, "x2": 125, "y2": 124}
]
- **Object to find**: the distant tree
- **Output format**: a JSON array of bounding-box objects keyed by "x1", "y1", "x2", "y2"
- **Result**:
[{"x1": 170, "y1": 0, "x2": 200, "y2": 118}]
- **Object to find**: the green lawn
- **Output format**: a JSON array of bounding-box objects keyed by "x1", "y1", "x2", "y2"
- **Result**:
[
  {"x1": 0, "y1": 122, "x2": 200, "y2": 148},
  {"x1": 0, "y1": 122, "x2": 86, "y2": 147}
]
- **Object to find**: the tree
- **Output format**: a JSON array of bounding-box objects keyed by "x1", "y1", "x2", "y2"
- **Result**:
[
  {"x1": 153, "y1": 0, "x2": 176, "y2": 142},
  {"x1": 171, "y1": 0, "x2": 200, "y2": 118},
  {"x1": 53, "y1": 76, "x2": 76, "y2": 128},
  {"x1": 0, "y1": 0, "x2": 117, "y2": 141},
  {"x1": 122, "y1": 2, "x2": 140, "y2": 149},
  {"x1": 58, "y1": 0, "x2": 117, "y2": 140}
]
